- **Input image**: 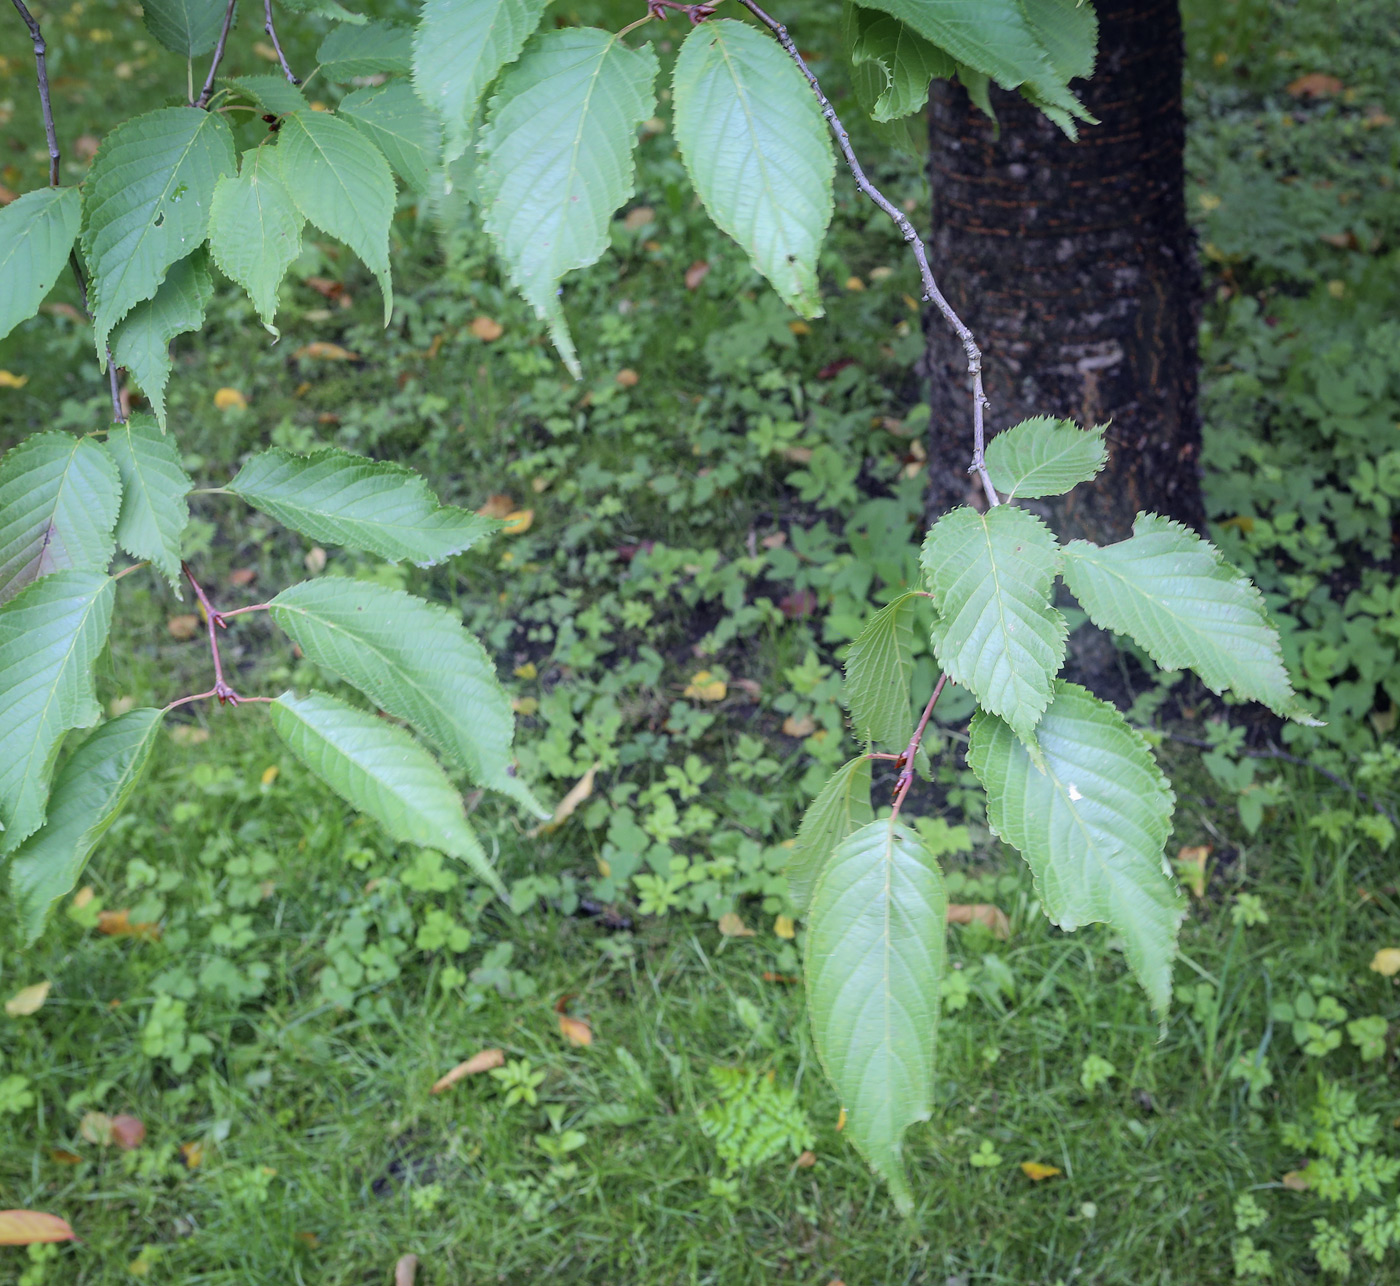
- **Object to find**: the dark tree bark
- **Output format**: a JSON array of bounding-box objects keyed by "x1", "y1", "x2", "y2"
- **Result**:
[{"x1": 923, "y1": 0, "x2": 1205, "y2": 544}]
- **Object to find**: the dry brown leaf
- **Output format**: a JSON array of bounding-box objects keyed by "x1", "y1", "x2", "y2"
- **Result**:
[
  {"x1": 528, "y1": 764, "x2": 597, "y2": 838},
  {"x1": 431, "y1": 1048, "x2": 505, "y2": 1093},
  {"x1": 0, "y1": 184, "x2": 16, "y2": 205},
  {"x1": 762, "y1": 971, "x2": 799, "y2": 984},
  {"x1": 1174, "y1": 844, "x2": 1212, "y2": 898},
  {"x1": 477, "y1": 493, "x2": 515, "y2": 519},
  {"x1": 558, "y1": 1014, "x2": 593, "y2": 1047},
  {"x1": 782, "y1": 715, "x2": 816, "y2": 738},
  {"x1": 292, "y1": 341, "x2": 357, "y2": 362},
  {"x1": 110, "y1": 1115, "x2": 145, "y2": 1151},
  {"x1": 95, "y1": 909, "x2": 161, "y2": 940},
  {"x1": 1282, "y1": 1169, "x2": 1311, "y2": 1192},
  {"x1": 469, "y1": 316, "x2": 503, "y2": 342},
  {"x1": 166, "y1": 613, "x2": 200, "y2": 640},
  {"x1": 615, "y1": 368, "x2": 639, "y2": 388},
  {"x1": 304, "y1": 276, "x2": 346, "y2": 301},
  {"x1": 501, "y1": 509, "x2": 534, "y2": 535},
  {"x1": 1287, "y1": 72, "x2": 1344, "y2": 98},
  {"x1": 213, "y1": 386, "x2": 246, "y2": 410},
  {"x1": 795, "y1": 1150, "x2": 817, "y2": 1168},
  {"x1": 395, "y1": 1253, "x2": 420, "y2": 1286},
  {"x1": 1020, "y1": 1161, "x2": 1062, "y2": 1181},
  {"x1": 788, "y1": 320, "x2": 810, "y2": 336},
  {"x1": 684, "y1": 260, "x2": 710, "y2": 290},
  {"x1": 718, "y1": 911, "x2": 755, "y2": 938},
  {"x1": 623, "y1": 205, "x2": 654, "y2": 231},
  {"x1": 228, "y1": 567, "x2": 257, "y2": 587},
  {"x1": 947, "y1": 903, "x2": 1011, "y2": 940},
  {"x1": 48, "y1": 1149, "x2": 83, "y2": 1165},
  {"x1": 1371, "y1": 949, "x2": 1400, "y2": 977},
  {"x1": 5, "y1": 981, "x2": 51, "y2": 1017},
  {"x1": 0, "y1": 1211, "x2": 76, "y2": 1245}
]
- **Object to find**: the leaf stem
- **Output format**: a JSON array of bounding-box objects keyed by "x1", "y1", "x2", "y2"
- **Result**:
[
  {"x1": 180, "y1": 562, "x2": 267, "y2": 705},
  {"x1": 733, "y1": 0, "x2": 999, "y2": 508},
  {"x1": 196, "y1": 0, "x2": 239, "y2": 110},
  {"x1": 219, "y1": 602, "x2": 271, "y2": 619},
  {"x1": 890, "y1": 672, "x2": 949, "y2": 820}
]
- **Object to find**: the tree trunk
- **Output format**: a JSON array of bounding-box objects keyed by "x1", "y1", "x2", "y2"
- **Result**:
[{"x1": 923, "y1": 0, "x2": 1205, "y2": 545}]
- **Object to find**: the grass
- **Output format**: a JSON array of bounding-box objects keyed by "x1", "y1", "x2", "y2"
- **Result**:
[{"x1": 2, "y1": 0, "x2": 1399, "y2": 1282}]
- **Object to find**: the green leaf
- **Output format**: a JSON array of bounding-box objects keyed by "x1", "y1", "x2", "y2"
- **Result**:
[
  {"x1": 968, "y1": 681, "x2": 1182, "y2": 1011},
  {"x1": 270, "y1": 690, "x2": 504, "y2": 895},
  {"x1": 230, "y1": 446, "x2": 495, "y2": 565},
  {"x1": 340, "y1": 82, "x2": 443, "y2": 195},
  {"x1": 477, "y1": 28, "x2": 658, "y2": 377},
  {"x1": 208, "y1": 146, "x2": 304, "y2": 337},
  {"x1": 268, "y1": 579, "x2": 544, "y2": 816},
  {"x1": 141, "y1": 0, "x2": 227, "y2": 57},
  {"x1": 81, "y1": 107, "x2": 236, "y2": 355},
  {"x1": 921, "y1": 505, "x2": 1066, "y2": 751},
  {"x1": 845, "y1": 592, "x2": 922, "y2": 748},
  {"x1": 984, "y1": 416, "x2": 1107, "y2": 500},
  {"x1": 279, "y1": 111, "x2": 395, "y2": 324},
  {"x1": 856, "y1": 0, "x2": 1093, "y2": 134},
  {"x1": 104, "y1": 414, "x2": 191, "y2": 590},
  {"x1": 8, "y1": 708, "x2": 163, "y2": 943},
  {"x1": 0, "y1": 433, "x2": 121, "y2": 604},
  {"x1": 805, "y1": 817, "x2": 946, "y2": 1213},
  {"x1": 787, "y1": 756, "x2": 873, "y2": 915},
  {"x1": 1061, "y1": 513, "x2": 1320, "y2": 725},
  {"x1": 849, "y1": 5, "x2": 954, "y2": 122},
  {"x1": 673, "y1": 19, "x2": 834, "y2": 319},
  {"x1": 279, "y1": 0, "x2": 365, "y2": 23},
  {"x1": 228, "y1": 75, "x2": 309, "y2": 117},
  {"x1": 0, "y1": 571, "x2": 114, "y2": 853},
  {"x1": 1019, "y1": 0, "x2": 1099, "y2": 134},
  {"x1": 412, "y1": 0, "x2": 549, "y2": 164},
  {"x1": 0, "y1": 187, "x2": 82, "y2": 344},
  {"x1": 317, "y1": 20, "x2": 414, "y2": 79},
  {"x1": 110, "y1": 249, "x2": 214, "y2": 431}
]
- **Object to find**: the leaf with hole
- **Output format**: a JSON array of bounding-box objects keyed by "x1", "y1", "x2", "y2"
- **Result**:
[
  {"x1": 477, "y1": 28, "x2": 657, "y2": 377},
  {"x1": 230, "y1": 446, "x2": 496, "y2": 565},
  {"x1": 271, "y1": 691, "x2": 503, "y2": 895},
  {"x1": 787, "y1": 755, "x2": 873, "y2": 914},
  {"x1": 9, "y1": 708, "x2": 164, "y2": 943},
  {"x1": 969, "y1": 681, "x2": 1182, "y2": 1011},
  {"x1": 0, "y1": 433, "x2": 121, "y2": 605},
  {"x1": 0, "y1": 187, "x2": 81, "y2": 345},
  {"x1": 985, "y1": 416, "x2": 1107, "y2": 500},
  {"x1": 104, "y1": 414, "x2": 191, "y2": 590},
  {"x1": 0, "y1": 572, "x2": 114, "y2": 854},
  {"x1": 673, "y1": 19, "x2": 833, "y2": 318},
  {"x1": 805, "y1": 817, "x2": 946, "y2": 1213}
]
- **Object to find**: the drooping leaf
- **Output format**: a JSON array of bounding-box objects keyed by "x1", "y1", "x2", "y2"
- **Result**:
[
  {"x1": 228, "y1": 75, "x2": 308, "y2": 117},
  {"x1": 317, "y1": 20, "x2": 414, "y2": 79},
  {"x1": 805, "y1": 817, "x2": 946, "y2": 1213},
  {"x1": 81, "y1": 107, "x2": 236, "y2": 355},
  {"x1": 207, "y1": 146, "x2": 304, "y2": 337},
  {"x1": 0, "y1": 187, "x2": 82, "y2": 345},
  {"x1": 278, "y1": 111, "x2": 395, "y2": 324},
  {"x1": 0, "y1": 572, "x2": 114, "y2": 853},
  {"x1": 104, "y1": 414, "x2": 191, "y2": 589},
  {"x1": 8, "y1": 708, "x2": 164, "y2": 943},
  {"x1": 1018, "y1": 0, "x2": 1099, "y2": 134},
  {"x1": 1061, "y1": 513, "x2": 1319, "y2": 724},
  {"x1": 268, "y1": 580, "x2": 545, "y2": 816},
  {"x1": 279, "y1": 0, "x2": 365, "y2": 23},
  {"x1": 849, "y1": 5, "x2": 954, "y2": 122},
  {"x1": 968, "y1": 681, "x2": 1182, "y2": 1011},
  {"x1": 856, "y1": 0, "x2": 1093, "y2": 134},
  {"x1": 0, "y1": 433, "x2": 121, "y2": 605},
  {"x1": 270, "y1": 690, "x2": 504, "y2": 894},
  {"x1": 110, "y1": 250, "x2": 214, "y2": 431},
  {"x1": 787, "y1": 756, "x2": 873, "y2": 914},
  {"x1": 921, "y1": 505, "x2": 1066, "y2": 751},
  {"x1": 340, "y1": 82, "x2": 443, "y2": 195},
  {"x1": 412, "y1": 0, "x2": 549, "y2": 164},
  {"x1": 477, "y1": 28, "x2": 657, "y2": 377},
  {"x1": 984, "y1": 416, "x2": 1107, "y2": 500},
  {"x1": 672, "y1": 19, "x2": 834, "y2": 318},
  {"x1": 229, "y1": 446, "x2": 496, "y2": 565},
  {"x1": 141, "y1": 0, "x2": 227, "y2": 57},
  {"x1": 845, "y1": 592, "x2": 923, "y2": 748}
]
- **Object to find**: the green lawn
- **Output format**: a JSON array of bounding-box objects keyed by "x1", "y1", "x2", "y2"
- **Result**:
[{"x1": 2, "y1": 0, "x2": 1399, "y2": 1282}]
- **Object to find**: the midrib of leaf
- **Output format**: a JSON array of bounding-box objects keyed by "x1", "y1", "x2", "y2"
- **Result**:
[
  {"x1": 1079, "y1": 553, "x2": 1234, "y2": 642},
  {"x1": 43, "y1": 440, "x2": 87, "y2": 568},
  {"x1": 1007, "y1": 439, "x2": 1088, "y2": 497},
  {"x1": 298, "y1": 125, "x2": 364, "y2": 221},
  {"x1": 278, "y1": 699, "x2": 438, "y2": 804}
]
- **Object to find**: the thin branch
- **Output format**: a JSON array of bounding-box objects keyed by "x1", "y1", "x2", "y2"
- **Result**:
[
  {"x1": 181, "y1": 562, "x2": 265, "y2": 705},
  {"x1": 891, "y1": 672, "x2": 950, "y2": 819},
  {"x1": 263, "y1": 0, "x2": 300, "y2": 85},
  {"x1": 12, "y1": 0, "x2": 125, "y2": 422},
  {"x1": 196, "y1": 0, "x2": 239, "y2": 110},
  {"x1": 734, "y1": 0, "x2": 998, "y2": 508},
  {"x1": 219, "y1": 602, "x2": 271, "y2": 619}
]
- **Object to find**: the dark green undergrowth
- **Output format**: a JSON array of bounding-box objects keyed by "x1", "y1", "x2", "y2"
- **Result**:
[{"x1": 1, "y1": 0, "x2": 1398, "y2": 1282}]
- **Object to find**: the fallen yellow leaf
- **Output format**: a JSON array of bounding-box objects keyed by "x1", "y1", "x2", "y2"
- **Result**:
[
  {"x1": 836, "y1": 1106, "x2": 847, "y2": 1132},
  {"x1": 528, "y1": 763, "x2": 597, "y2": 837},
  {"x1": 0, "y1": 370, "x2": 29, "y2": 388},
  {"x1": 947, "y1": 903, "x2": 1011, "y2": 940},
  {"x1": 782, "y1": 714, "x2": 816, "y2": 738},
  {"x1": 718, "y1": 911, "x2": 754, "y2": 938},
  {"x1": 1020, "y1": 1161, "x2": 1062, "y2": 1182},
  {"x1": 260, "y1": 765, "x2": 279, "y2": 787},
  {"x1": 502, "y1": 509, "x2": 534, "y2": 535},
  {"x1": 514, "y1": 662, "x2": 537, "y2": 680},
  {"x1": 0, "y1": 1211, "x2": 76, "y2": 1245},
  {"x1": 292, "y1": 341, "x2": 357, "y2": 362},
  {"x1": 96, "y1": 909, "x2": 161, "y2": 940},
  {"x1": 1371, "y1": 949, "x2": 1400, "y2": 977},
  {"x1": 213, "y1": 386, "x2": 246, "y2": 410},
  {"x1": 773, "y1": 914, "x2": 795, "y2": 940},
  {"x1": 1174, "y1": 844, "x2": 1212, "y2": 898},
  {"x1": 5, "y1": 981, "x2": 50, "y2": 1017},
  {"x1": 431, "y1": 1047, "x2": 505, "y2": 1093},
  {"x1": 559, "y1": 1014, "x2": 593, "y2": 1047},
  {"x1": 469, "y1": 316, "x2": 503, "y2": 342},
  {"x1": 684, "y1": 671, "x2": 726, "y2": 702},
  {"x1": 180, "y1": 1141, "x2": 207, "y2": 1169},
  {"x1": 477, "y1": 492, "x2": 515, "y2": 519}
]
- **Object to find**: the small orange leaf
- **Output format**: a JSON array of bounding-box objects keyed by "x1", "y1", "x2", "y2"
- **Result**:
[
  {"x1": 95, "y1": 909, "x2": 161, "y2": 940},
  {"x1": 788, "y1": 320, "x2": 810, "y2": 336},
  {"x1": 559, "y1": 1014, "x2": 593, "y2": 1047},
  {"x1": 431, "y1": 1048, "x2": 505, "y2": 1093},
  {"x1": 615, "y1": 368, "x2": 639, "y2": 388},
  {"x1": 501, "y1": 509, "x2": 534, "y2": 535},
  {"x1": 1371, "y1": 949, "x2": 1400, "y2": 977},
  {"x1": 110, "y1": 1115, "x2": 145, "y2": 1151},
  {"x1": 1020, "y1": 1161, "x2": 1062, "y2": 1182},
  {"x1": 718, "y1": 911, "x2": 754, "y2": 938},
  {"x1": 477, "y1": 492, "x2": 515, "y2": 519},
  {"x1": 0, "y1": 1211, "x2": 76, "y2": 1245},
  {"x1": 946, "y1": 903, "x2": 1011, "y2": 940},
  {"x1": 166, "y1": 613, "x2": 200, "y2": 640},
  {"x1": 48, "y1": 1150, "x2": 84, "y2": 1165},
  {"x1": 684, "y1": 260, "x2": 710, "y2": 290},
  {"x1": 1287, "y1": 73, "x2": 1344, "y2": 98},
  {"x1": 844, "y1": 276, "x2": 865, "y2": 291},
  {"x1": 5, "y1": 980, "x2": 51, "y2": 1017},
  {"x1": 228, "y1": 567, "x2": 258, "y2": 587},
  {"x1": 622, "y1": 205, "x2": 654, "y2": 231},
  {"x1": 213, "y1": 386, "x2": 246, "y2": 410},
  {"x1": 469, "y1": 316, "x2": 503, "y2": 342},
  {"x1": 795, "y1": 1150, "x2": 817, "y2": 1168},
  {"x1": 292, "y1": 341, "x2": 357, "y2": 362}
]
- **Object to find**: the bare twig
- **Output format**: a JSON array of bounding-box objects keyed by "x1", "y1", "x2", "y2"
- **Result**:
[
  {"x1": 263, "y1": 0, "x2": 300, "y2": 85},
  {"x1": 180, "y1": 562, "x2": 264, "y2": 705},
  {"x1": 196, "y1": 0, "x2": 239, "y2": 109},
  {"x1": 891, "y1": 672, "x2": 950, "y2": 819},
  {"x1": 734, "y1": 0, "x2": 998, "y2": 507},
  {"x1": 12, "y1": 0, "x2": 125, "y2": 422}
]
